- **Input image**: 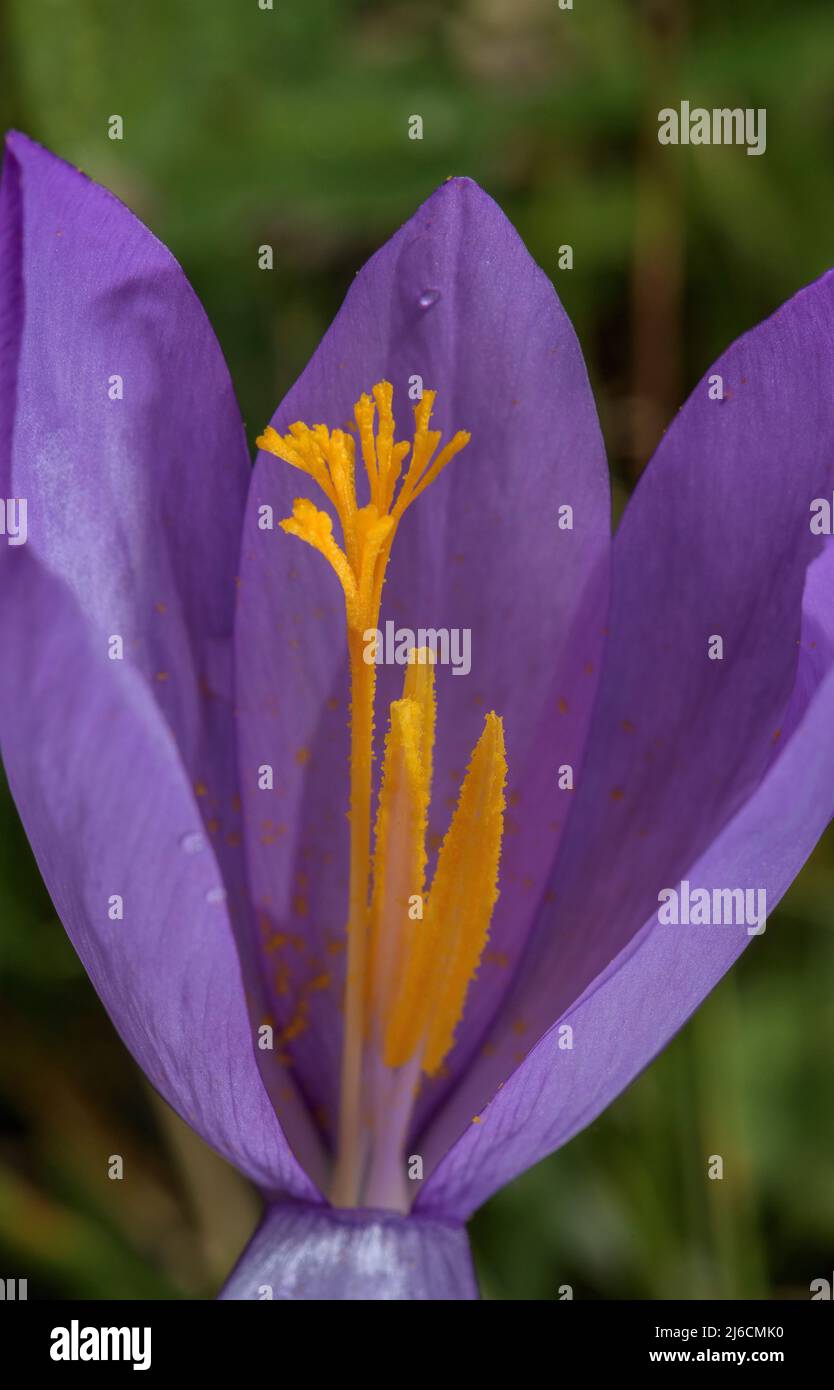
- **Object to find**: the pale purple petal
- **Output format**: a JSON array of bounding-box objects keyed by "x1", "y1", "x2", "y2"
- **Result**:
[
  {"x1": 0, "y1": 558, "x2": 319, "y2": 1198},
  {"x1": 420, "y1": 653, "x2": 834, "y2": 1215},
  {"x1": 418, "y1": 271, "x2": 834, "y2": 1204},
  {"x1": 0, "y1": 131, "x2": 322, "y2": 1190},
  {"x1": 235, "y1": 177, "x2": 609, "y2": 1139},
  {"x1": 219, "y1": 1201, "x2": 477, "y2": 1300}
]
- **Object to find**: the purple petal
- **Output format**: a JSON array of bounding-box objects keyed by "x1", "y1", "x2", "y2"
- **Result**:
[
  {"x1": 2, "y1": 133, "x2": 248, "y2": 703},
  {"x1": 219, "y1": 1201, "x2": 477, "y2": 1300},
  {"x1": 235, "y1": 177, "x2": 609, "y2": 1138},
  {"x1": 420, "y1": 653, "x2": 834, "y2": 1216},
  {"x1": 418, "y1": 271, "x2": 834, "y2": 1208},
  {"x1": 1, "y1": 133, "x2": 249, "y2": 889},
  {"x1": 0, "y1": 558, "x2": 320, "y2": 1198},
  {"x1": 0, "y1": 132, "x2": 323, "y2": 1191}
]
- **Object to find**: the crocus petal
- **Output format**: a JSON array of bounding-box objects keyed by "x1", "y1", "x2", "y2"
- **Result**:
[
  {"x1": 0, "y1": 132, "x2": 322, "y2": 1191},
  {"x1": 0, "y1": 133, "x2": 248, "y2": 889},
  {"x1": 420, "y1": 654, "x2": 834, "y2": 1216},
  {"x1": 418, "y1": 270, "x2": 834, "y2": 1206},
  {"x1": 0, "y1": 558, "x2": 319, "y2": 1199},
  {"x1": 235, "y1": 177, "x2": 609, "y2": 1136},
  {"x1": 219, "y1": 1201, "x2": 477, "y2": 1300}
]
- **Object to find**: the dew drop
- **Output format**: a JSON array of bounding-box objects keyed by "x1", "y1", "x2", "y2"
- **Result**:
[
  {"x1": 180, "y1": 831, "x2": 206, "y2": 855},
  {"x1": 418, "y1": 288, "x2": 440, "y2": 309},
  {"x1": 206, "y1": 885, "x2": 227, "y2": 906}
]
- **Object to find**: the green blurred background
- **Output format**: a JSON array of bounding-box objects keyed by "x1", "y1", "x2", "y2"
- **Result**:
[{"x1": 1, "y1": 0, "x2": 833, "y2": 1299}]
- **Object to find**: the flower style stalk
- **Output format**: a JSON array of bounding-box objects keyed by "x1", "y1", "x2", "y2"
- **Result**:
[{"x1": 258, "y1": 387, "x2": 506, "y2": 1209}]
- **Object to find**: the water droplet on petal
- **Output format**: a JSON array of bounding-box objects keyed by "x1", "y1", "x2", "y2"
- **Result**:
[
  {"x1": 206, "y1": 885, "x2": 227, "y2": 905},
  {"x1": 180, "y1": 831, "x2": 206, "y2": 855},
  {"x1": 418, "y1": 288, "x2": 440, "y2": 309}
]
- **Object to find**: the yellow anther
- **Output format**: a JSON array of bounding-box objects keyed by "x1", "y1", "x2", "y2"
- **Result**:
[
  {"x1": 413, "y1": 389, "x2": 437, "y2": 434},
  {"x1": 325, "y1": 429, "x2": 359, "y2": 567},
  {"x1": 391, "y1": 390, "x2": 471, "y2": 519},
  {"x1": 403, "y1": 390, "x2": 441, "y2": 507},
  {"x1": 403, "y1": 648, "x2": 437, "y2": 797},
  {"x1": 356, "y1": 510, "x2": 395, "y2": 623},
  {"x1": 265, "y1": 381, "x2": 470, "y2": 637},
  {"x1": 383, "y1": 440, "x2": 411, "y2": 514},
  {"x1": 279, "y1": 499, "x2": 358, "y2": 625},
  {"x1": 257, "y1": 424, "x2": 338, "y2": 509},
  {"x1": 408, "y1": 430, "x2": 471, "y2": 506},
  {"x1": 372, "y1": 382, "x2": 396, "y2": 504},
  {"x1": 366, "y1": 695, "x2": 430, "y2": 1031},
  {"x1": 384, "y1": 711, "x2": 507, "y2": 1074},
  {"x1": 354, "y1": 393, "x2": 379, "y2": 508}
]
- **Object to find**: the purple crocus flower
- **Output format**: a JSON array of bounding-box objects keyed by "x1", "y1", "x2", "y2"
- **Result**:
[{"x1": 2, "y1": 131, "x2": 833, "y2": 1302}]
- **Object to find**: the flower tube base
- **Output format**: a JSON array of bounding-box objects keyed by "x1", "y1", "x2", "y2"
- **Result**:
[{"x1": 218, "y1": 1201, "x2": 478, "y2": 1301}]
